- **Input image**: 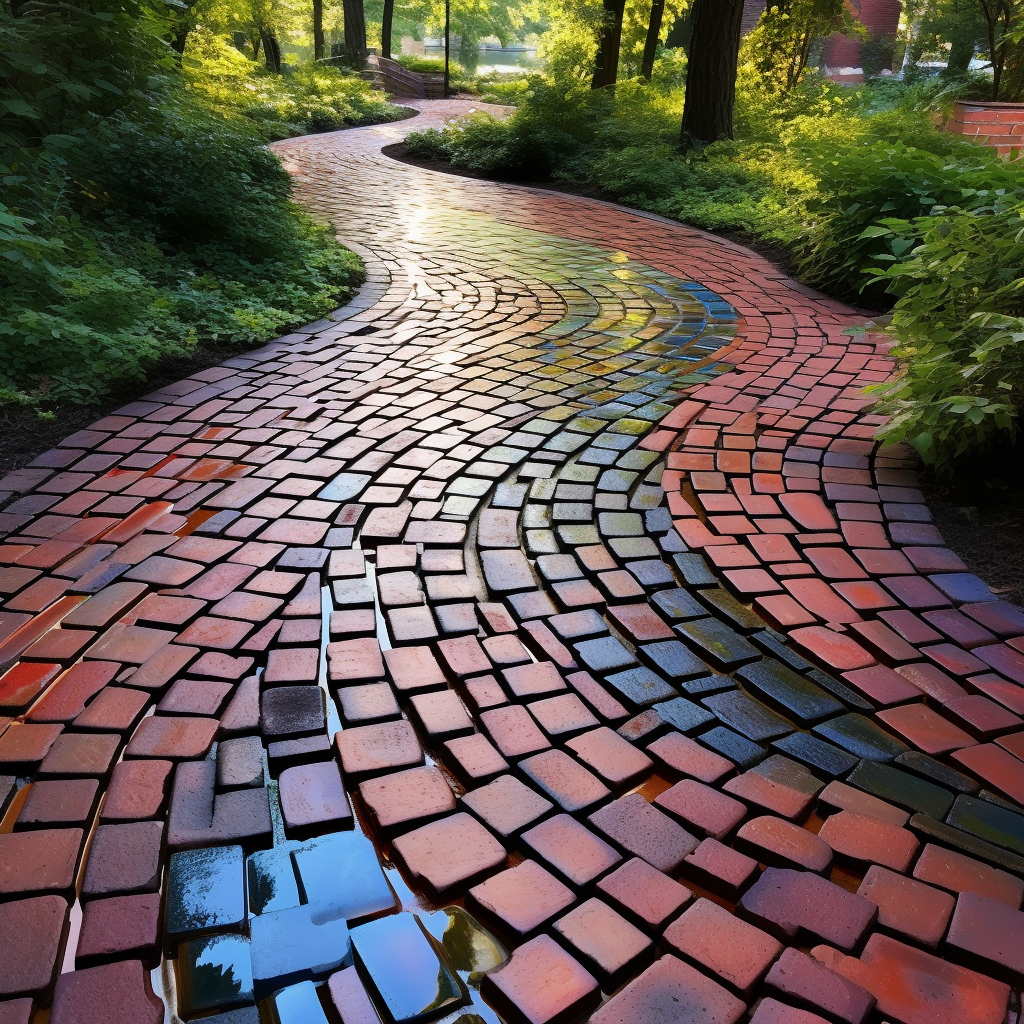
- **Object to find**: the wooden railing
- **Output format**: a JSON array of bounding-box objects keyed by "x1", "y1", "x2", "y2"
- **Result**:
[{"x1": 366, "y1": 55, "x2": 446, "y2": 99}]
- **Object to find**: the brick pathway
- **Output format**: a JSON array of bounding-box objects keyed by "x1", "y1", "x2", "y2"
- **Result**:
[{"x1": 0, "y1": 100, "x2": 1023, "y2": 1024}]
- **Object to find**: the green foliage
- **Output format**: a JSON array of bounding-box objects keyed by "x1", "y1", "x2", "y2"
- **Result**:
[
  {"x1": 747, "y1": 0, "x2": 855, "y2": 93},
  {"x1": 184, "y1": 29, "x2": 404, "y2": 137},
  {"x1": 866, "y1": 200, "x2": 1024, "y2": 471},
  {"x1": 1, "y1": 3, "x2": 373, "y2": 409}
]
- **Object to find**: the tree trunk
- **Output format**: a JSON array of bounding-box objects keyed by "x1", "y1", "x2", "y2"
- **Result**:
[
  {"x1": 381, "y1": 0, "x2": 394, "y2": 58},
  {"x1": 260, "y1": 27, "x2": 282, "y2": 72},
  {"x1": 681, "y1": 0, "x2": 744, "y2": 144},
  {"x1": 591, "y1": 0, "x2": 627, "y2": 89},
  {"x1": 946, "y1": 34, "x2": 975, "y2": 74},
  {"x1": 170, "y1": 24, "x2": 190, "y2": 55},
  {"x1": 343, "y1": 0, "x2": 367, "y2": 66},
  {"x1": 313, "y1": 0, "x2": 325, "y2": 60},
  {"x1": 640, "y1": 0, "x2": 666, "y2": 80}
]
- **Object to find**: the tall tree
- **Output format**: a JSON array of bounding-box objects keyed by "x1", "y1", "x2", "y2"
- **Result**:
[
  {"x1": 591, "y1": 0, "x2": 627, "y2": 88},
  {"x1": 681, "y1": 0, "x2": 743, "y2": 143},
  {"x1": 640, "y1": 0, "x2": 665, "y2": 79},
  {"x1": 313, "y1": 0, "x2": 325, "y2": 58},
  {"x1": 381, "y1": 0, "x2": 394, "y2": 57},
  {"x1": 343, "y1": 0, "x2": 367, "y2": 64}
]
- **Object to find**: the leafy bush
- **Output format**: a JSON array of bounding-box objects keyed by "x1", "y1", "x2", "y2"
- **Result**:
[
  {"x1": 1, "y1": 90, "x2": 363, "y2": 406},
  {"x1": 184, "y1": 29, "x2": 405, "y2": 138},
  {"x1": 868, "y1": 200, "x2": 1024, "y2": 470},
  {"x1": 1, "y1": 8, "x2": 374, "y2": 409}
]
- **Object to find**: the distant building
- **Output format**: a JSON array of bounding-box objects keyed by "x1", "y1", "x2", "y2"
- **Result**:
[
  {"x1": 822, "y1": 0, "x2": 902, "y2": 81},
  {"x1": 742, "y1": 0, "x2": 767, "y2": 34}
]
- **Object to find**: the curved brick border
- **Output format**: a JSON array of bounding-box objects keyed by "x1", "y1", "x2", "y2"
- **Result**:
[{"x1": 0, "y1": 101, "x2": 1021, "y2": 1024}]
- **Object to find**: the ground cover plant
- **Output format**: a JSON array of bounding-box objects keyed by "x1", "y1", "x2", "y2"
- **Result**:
[{"x1": 0, "y1": 0, "x2": 401, "y2": 411}]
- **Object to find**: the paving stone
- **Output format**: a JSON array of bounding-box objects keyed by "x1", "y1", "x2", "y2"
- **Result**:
[
  {"x1": 589, "y1": 954, "x2": 745, "y2": 1024},
  {"x1": 393, "y1": 811, "x2": 506, "y2": 896},
  {"x1": 681, "y1": 837, "x2": 759, "y2": 900},
  {"x1": 522, "y1": 813, "x2": 621, "y2": 887},
  {"x1": 664, "y1": 897, "x2": 781, "y2": 994},
  {"x1": 481, "y1": 705, "x2": 551, "y2": 759},
  {"x1": 468, "y1": 857, "x2": 575, "y2": 939},
  {"x1": 16, "y1": 778, "x2": 98, "y2": 828},
  {"x1": 101, "y1": 758, "x2": 173, "y2": 821},
  {"x1": 0, "y1": 828, "x2": 82, "y2": 897},
  {"x1": 646, "y1": 731, "x2": 734, "y2": 783},
  {"x1": 0, "y1": 895, "x2": 68, "y2": 997},
  {"x1": 461, "y1": 774, "x2": 552, "y2": 837},
  {"x1": 765, "y1": 947, "x2": 874, "y2": 1024},
  {"x1": 822, "y1": 933, "x2": 1010, "y2": 1024},
  {"x1": 279, "y1": 760, "x2": 351, "y2": 837},
  {"x1": 748, "y1": 998, "x2": 830, "y2": 1024},
  {"x1": 81, "y1": 821, "x2": 163, "y2": 899},
  {"x1": 913, "y1": 842, "x2": 1024, "y2": 906},
  {"x1": 856, "y1": 864, "x2": 954, "y2": 947},
  {"x1": 482, "y1": 933, "x2": 598, "y2": 1024},
  {"x1": 588, "y1": 793, "x2": 698, "y2": 873},
  {"x1": 595, "y1": 854, "x2": 692, "y2": 930},
  {"x1": 335, "y1": 720, "x2": 422, "y2": 778},
  {"x1": 518, "y1": 748, "x2": 610, "y2": 812},
  {"x1": 337, "y1": 682, "x2": 400, "y2": 723},
  {"x1": 125, "y1": 715, "x2": 217, "y2": 760},
  {"x1": 818, "y1": 809, "x2": 919, "y2": 871},
  {"x1": 359, "y1": 765, "x2": 454, "y2": 833},
  {"x1": 564, "y1": 726, "x2": 653, "y2": 788},
  {"x1": 552, "y1": 898, "x2": 652, "y2": 988},
  {"x1": 409, "y1": 688, "x2": 474, "y2": 738},
  {"x1": 740, "y1": 867, "x2": 877, "y2": 950},
  {"x1": 736, "y1": 815, "x2": 832, "y2": 872},
  {"x1": 443, "y1": 732, "x2": 509, "y2": 785},
  {"x1": 50, "y1": 960, "x2": 163, "y2": 1024},
  {"x1": 655, "y1": 778, "x2": 747, "y2": 839},
  {"x1": 76, "y1": 892, "x2": 161, "y2": 966}
]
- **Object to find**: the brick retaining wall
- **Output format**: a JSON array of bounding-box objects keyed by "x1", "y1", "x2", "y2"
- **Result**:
[{"x1": 949, "y1": 101, "x2": 1024, "y2": 158}]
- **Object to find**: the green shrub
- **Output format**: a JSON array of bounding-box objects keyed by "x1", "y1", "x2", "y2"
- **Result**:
[
  {"x1": 868, "y1": 200, "x2": 1024, "y2": 471},
  {"x1": 796, "y1": 140, "x2": 1023, "y2": 304},
  {"x1": 185, "y1": 30, "x2": 405, "y2": 138}
]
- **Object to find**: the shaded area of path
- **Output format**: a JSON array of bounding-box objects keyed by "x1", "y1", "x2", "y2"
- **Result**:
[{"x1": 0, "y1": 100, "x2": 1022, "y2": 1024}]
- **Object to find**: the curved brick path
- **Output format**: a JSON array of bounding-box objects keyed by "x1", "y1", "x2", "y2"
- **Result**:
[{"x1": 1, "y1": 100, "x2": 1023, "y2": 1024}]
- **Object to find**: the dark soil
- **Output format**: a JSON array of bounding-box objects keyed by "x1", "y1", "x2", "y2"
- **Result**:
[
  {"x1": 921, "y1": 445, "x2": 1024, "y2": 608},
  {"x1": 0, "y1": 341, "x2": 251, "y2": 485}
]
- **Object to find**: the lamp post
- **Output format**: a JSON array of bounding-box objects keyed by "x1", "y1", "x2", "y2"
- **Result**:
[{"x1": 444, "y1": 0, "x2": 451, "y2": 97}]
